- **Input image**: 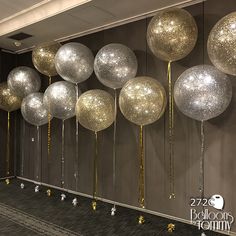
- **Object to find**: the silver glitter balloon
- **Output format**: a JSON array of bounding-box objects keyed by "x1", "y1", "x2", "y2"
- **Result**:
[
  {"x1": 207, "y1": 12, "x2": 236, "y2": 76},
  {"x1": 55, "y1": 42, "x2": 94, "y2": 84},
  {"x1": 21, "y1": 92, "x2": 51, "y2": 126},
  {"x1": 119, "y1": 76, "x2": 167, "y2": 126},
  {"x1": 147, "y1": 8, "x2": 198, "y2": 62},
  {"x1": 76, "y1": 89, "x2": 115, "y2": 132},
  {"x1": 174, "y1": 65, "x2": 232, "y2": 121},
  {"x1": 94, "y1": 43, "x2": 138, "y2": 89},
  {"x1": 43, "y1": 81, "x2": 78, "y2": 120},
  {"x1": 7, "y1": 66, "x2": 41, "y2": 98}
]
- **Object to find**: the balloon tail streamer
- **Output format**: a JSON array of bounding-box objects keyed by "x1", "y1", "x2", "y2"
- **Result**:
[
  {"x1": 47, "y1": 76, "x2": 52, "y2": 157},
  {"x1": 111, "y1": 89, "x2": 117, "y2": 215},
  {"x1": 47, "y1": 115, "x2": 51, "y2": 156},
  {"x1": 61, "y1": 120, "x2": 65, "y2": 188},
  {"x1": 168, "y1": 61, "x2": 175, "y2": 200},
  {"x1": 21, "y1": 120, "x2": 25, "y2": 177},
  {"x1": 48, "y1": 75, "x2": 52, "y2": 86},
  {"x1": 200, "y1": 121, "x2": 205, "y2": 199},
  {"x1": 6, "y1": 112, "x2": 10, "y2": 176},
  {"x1": 36, "y1": 126, "x2": 41, "y2": 182},
  {"x1": 138, "y1": 125, "x2": 145, "y2": 224},
  {"x1": 75, "y1": 84, "x2": 79, "y2": 191},
  {"x1": 92, "y1": 131, "x2": 98, "y2": 211}
]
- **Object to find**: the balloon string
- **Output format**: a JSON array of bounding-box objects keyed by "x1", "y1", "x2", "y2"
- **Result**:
[
  {"x1": 47, "y1": 75, "x2": 52, "y2": 158},
  {"x1": 61, "y1": 120, "x2": 65, "y2": 188},
  {"x1": 48, "y1": 76, "x2": 52, "y2": 86},
  {"x1": 6, "y1": 112, "x2": 10, "y2": 176},
  {"x1": 139, "y1": 125, "x2": 145, "y2": 209},
  {"x1": 21, "y1": 120, "x2": 25, "y2": 177},
  {"x1": 168, "y1": 61, "x2": 175, "y2": 199},
  {"x1": 36, "y1": 126, "x2": 40, "y2": 181},
  {"x1": 93, "y1": 131, "x2": 98, "y2": 201},
  {"x1": 75, "y1": 84, "x2": 79, "y2": 191},
  {"x1": 47, "y1": 115, "x2": 51, "y2": 157},
  {"x1": 112, "y1": 89, "x2": 117, "y2": 210},
  {"x1": 199, "y1": 121, "x2": 205, "y2": 199}
]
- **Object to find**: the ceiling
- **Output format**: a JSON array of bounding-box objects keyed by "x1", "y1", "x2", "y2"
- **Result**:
[
  {"x1": 0, "y1": 0, "x2": 203, "y2": 53},
  {"x1": 0, "y1": 0, "x2": 46, "y2": 21}
]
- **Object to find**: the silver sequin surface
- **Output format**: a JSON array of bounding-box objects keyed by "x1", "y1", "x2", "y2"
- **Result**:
[
  {"x1": 147, "y1": 8, "x2": 198, "y2": 62},
  {"x1": 94, "y1": 43, "x2": 138, "y2": 89},
  {"x1": 7, "y1": 66, "x2": 41, "y2": 98},
  {"x1": 55, "y1": 42, "x2": 94, "y2": 84},
  {"x1": 207, "y1": 12, "x2": 236, "y2": 76},
  {"x1": 21, "y1": 92, "x2": 51, "y2": 126},
  {"x1": 174, "y1": 65, "x2": 232, "y2": 121},
  {"x1": 76, "y1": 89, "x2": 115, "y2": 132},
  {"x1": 119, "y1": 76, "x2": 167, "y2": 126},
  {"x1": 43, "y1": 81, "x2": 77, "y2": 120}
]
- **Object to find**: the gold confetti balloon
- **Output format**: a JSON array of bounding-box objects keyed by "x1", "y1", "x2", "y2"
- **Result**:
[
  {"x1": 207, "y1": 12, "x2": 236, "y2": 76},
  {"x1": 147, "y1": 8, "x2": 198, "y2": 62},
  {"x1": 32, "y1": 41, "x2": 61, "y2": 77},
  {"x1": 76, "y1": 90, "x2": 115, "y2": 132},
  {"x1": 0, "y1": 82, "x2": 21, "y2": 112},
  {"x1": 119, "y1": 76, "x2": 167, "y2": 126}
]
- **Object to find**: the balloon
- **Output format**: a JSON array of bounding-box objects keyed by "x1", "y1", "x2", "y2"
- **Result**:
[
  {"x1": 43, "y1": 81, "x2": 78, "y2": 120},
  {"x1": 76, "y1": 89, "x2": 115, "y2": 132},
  {"x1": 94, "y1": 43, "x2": 138, "y2": 89},
  {"x1": 147, "y1": 8, "x2": 198, "y2": 62},
  {"x1": 32, "y1": 41, "x2": 61, "y2": 77},
  {"x1": 174, "y1": 65, "x2": 232, "y2": 121},
  {"x1": 7, "y1": 66, "x2": 41, "y2": 98},
  {"x1": 0, "y1": 82, "x2": 21, "y2": 112},
  {"x1": 55, "y1": 42, "x2": 94, "y2": 84},
  {"x1": 119, "y1": 76, "x2": 167, "y2": 126},
  {"x1": 21, "y1": 92, "x2": 51, "y2": 126},
  {"x1": 207, "y1": 12, "x2": 236, "y2": 76}
]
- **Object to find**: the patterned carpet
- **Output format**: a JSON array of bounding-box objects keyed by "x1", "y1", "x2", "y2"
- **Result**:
[{"x1": 0, "y1": 179, "x2": 224, "y2": 236}]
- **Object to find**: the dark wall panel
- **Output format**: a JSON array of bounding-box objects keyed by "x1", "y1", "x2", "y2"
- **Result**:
[{"x1": 0, "y1": 50, "x2": 19, "y2": 178}]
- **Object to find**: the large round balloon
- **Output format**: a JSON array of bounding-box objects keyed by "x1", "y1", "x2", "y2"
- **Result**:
[
  {"x1": 147, "y1": 8, "x2": 198, "y2": 62},
  {"x1": 55, "y1": 42, "x2": 94, "y2": 84},
  {"x1": 207, "y1": 12, "x2": 236, "y2": 76},
  {"x1": 76, "y1": 90, "x2": 115, "y2": 132},
  {"x1": 32, "y1": 41, "x2": 61, "y2": 77},
  {"x1": 94, "y1": 43, "x2": 138, "y2": 89},
  {"x1": 0, "y1": 82, "x2": 21, "y2": 112},
  {"x1": 21, "y1": 93, "x2": 51, "y2": 126},
  {"x1": 7, "y1": 66, "x2": 41, "y2": 98},
  {"x1": 174, "y1": 65, "x2": 232, "y2": 121},
  {"x1": 119, "y1": 76, "x2": 167, "y2": 126},
  {"x1": 43, "y1": 81, "x2": 77, "y2": 120}
]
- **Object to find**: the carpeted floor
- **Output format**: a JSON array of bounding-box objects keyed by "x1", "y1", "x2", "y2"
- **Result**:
[{"x1": 0, "y1": 179, "x2": 224, "y2": 236}]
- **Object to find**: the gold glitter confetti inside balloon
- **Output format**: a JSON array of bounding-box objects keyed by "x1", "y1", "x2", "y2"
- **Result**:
[
  {"x1": 119, "y1": 76, "x2": 166, "y2": 126},
  {"x1": 0, "y1": 82, "x2": 21, "y2": 112},
  {"x1": 207, "y1": 12, "x2": 236, "y2": 76},
  {"x1": 147, "y1": 8, "x2": 198, "y2": 62},
  {"x1": 76, "y1": 89, "x2": 115, "y2": 132},
  {"x1": 32, "y1": 41, "x2": 61, "y2": 77}
]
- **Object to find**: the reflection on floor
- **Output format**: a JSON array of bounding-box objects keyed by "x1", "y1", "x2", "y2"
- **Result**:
[{"x1": 0, "y1": 179, "x2": 223, "y2": 236}]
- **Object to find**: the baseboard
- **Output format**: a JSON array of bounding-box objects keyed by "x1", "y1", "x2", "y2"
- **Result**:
[
  {"x1": 0, "y1": 176, "x2": 15, "y2": 180},
  {"x1": 16, "y1": 176, "x2": 235, "y2": 236}
]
